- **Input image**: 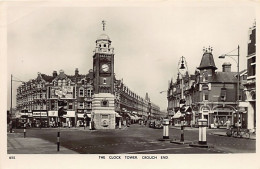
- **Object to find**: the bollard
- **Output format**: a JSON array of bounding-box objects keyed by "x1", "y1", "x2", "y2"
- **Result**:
[
  {"x1": 57, "y1": 131, "x2": 60, "y2": 151},
  {"x1": 23, "y1": 123, "x2": 26, "y2": 138},
  {"x1": 89, "y1": 121, "x2": 92, "y2": 130},
  {"x1": 198, "y1": 119, "x2": 207, "y2": 145},
  {"x1": 180, "y1": 121, "x2": 184, "y2": 142},
  {"x1": 119, "y1": 120, "x2": 122, "y2": 129},
  {"x1": 163, "y1": 119, "x2": 170, "y2": 139}
]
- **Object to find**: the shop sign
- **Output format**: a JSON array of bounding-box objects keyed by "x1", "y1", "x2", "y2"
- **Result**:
[
  {"x1": 48, "y1": 111, "x2": 58, "y2": 117},
  {"x1": 49, "y1": 86, "x2": 75, "y2": 99},
  {"x1": 33, "y1": 112, "x2": 47, "y2": 117}
]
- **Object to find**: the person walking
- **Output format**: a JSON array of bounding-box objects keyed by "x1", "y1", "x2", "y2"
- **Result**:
[
  {"x1": 225, "y1": 118, "x2": 231, "y2": 130},
  {"x1": 9, "y1": 121, "x2": 13, "y2": 133}
]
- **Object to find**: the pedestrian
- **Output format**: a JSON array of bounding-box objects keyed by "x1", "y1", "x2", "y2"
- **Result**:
[
  {"x1": 225, "y1": 119, "x2": 231, "y2": 130},
  {"x1": 9, "y1": 121, "x2": 13, "y2": 133}
]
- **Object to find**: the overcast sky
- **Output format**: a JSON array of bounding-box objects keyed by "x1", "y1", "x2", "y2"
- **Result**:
[{"x1": 6, "y1": 2, "x2": 256, "y2": 111}]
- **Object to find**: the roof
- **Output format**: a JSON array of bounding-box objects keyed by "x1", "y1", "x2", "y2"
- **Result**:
[
  {"x1": 198, "y1": 52, "x2": 217, "y2": 70},
  {"x1": 97, "y1": 33, "x2": 110, "y2": 41},
  {"x1": 41, "y1": 74, "x2": 55, "y2": 82},
  {"x1": 212, "y1": 72, "x2": 237, "y2": 83}
]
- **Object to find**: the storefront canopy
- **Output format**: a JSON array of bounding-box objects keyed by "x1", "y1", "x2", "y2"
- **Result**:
[{"x1": 172, "y1": 111, "x2": 182, "y2": 119}]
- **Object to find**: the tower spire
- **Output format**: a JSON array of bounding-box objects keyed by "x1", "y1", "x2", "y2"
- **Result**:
[{"x1": 102, "y1": 20, "x2": 106, "y2": 31}]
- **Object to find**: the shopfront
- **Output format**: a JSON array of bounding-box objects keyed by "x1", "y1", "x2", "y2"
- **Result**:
[
  {"x1": 62, "y1": 111, "x2": 75, "y2": 127},
  {"x1": 212, "y1": 105, "x2": 235, "y2": 128},
  {"x1": 32, "y1": 111, "x2": 48, "y2": 127},
  {"x1": 48, "y1": 111, "x2": 58, "y2": 127}
]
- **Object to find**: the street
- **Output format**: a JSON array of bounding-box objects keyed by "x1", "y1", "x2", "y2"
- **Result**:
[{"x1": 7, "y1": 124, "x2": 256, "y2": 154}]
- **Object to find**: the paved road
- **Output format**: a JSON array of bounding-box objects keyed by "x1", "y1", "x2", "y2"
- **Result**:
[{"x1": 8, "y1": 124, "x2": 255, "y2": 154}]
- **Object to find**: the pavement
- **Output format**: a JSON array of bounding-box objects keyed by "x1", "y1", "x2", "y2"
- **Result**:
[
  {"x1": 170, "y1": 126, "x2": 256, "y2": 140},
  {"x1": 7, "y1": 132, "x2": 78, "y2": 154}
]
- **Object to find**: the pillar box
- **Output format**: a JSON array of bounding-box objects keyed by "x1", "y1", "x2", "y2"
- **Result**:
[
  {"x1": 163, "y1": 119, "x2": 170, "y2": 139},
  {"x1": 198, "y1": 119, "x2": 208, "y2": 144}
]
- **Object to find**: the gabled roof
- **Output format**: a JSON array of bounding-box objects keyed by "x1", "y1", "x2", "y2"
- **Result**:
[{"x1": 41, "y1": 74, "x2": 55, "y2": 82}]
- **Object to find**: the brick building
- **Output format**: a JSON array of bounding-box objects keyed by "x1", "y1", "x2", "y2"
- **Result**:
[
  {"x1": 243, "y1": 22, "x2": 256, "y2": 130},
  {"x1": 168, "y1": 47, "x2": 245, "y2": 127}
]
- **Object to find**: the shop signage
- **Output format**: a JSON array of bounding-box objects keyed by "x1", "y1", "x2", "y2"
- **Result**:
[
  {"x1": 49, "y1": 86, "x2": 75, "y2": 99},
  {"x1": 48, "y1": 111, "x2": 58, "y2": 117},
  {"x1": 33, "y1": 112, "x2": 47, "y2": 117}
]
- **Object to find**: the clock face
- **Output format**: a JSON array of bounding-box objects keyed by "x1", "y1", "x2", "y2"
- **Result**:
[{"x1": 101, "y1": 64, "x2": 109, "y2": 72}]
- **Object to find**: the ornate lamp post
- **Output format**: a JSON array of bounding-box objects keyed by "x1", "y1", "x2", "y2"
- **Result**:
[{"x1": 178, "y1": 56, "x2": 188, "y2": 142}]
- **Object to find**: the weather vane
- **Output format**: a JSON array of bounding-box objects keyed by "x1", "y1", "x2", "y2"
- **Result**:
[{"x1": 102, "y1": 20, "x2": 106, "y2": 31}]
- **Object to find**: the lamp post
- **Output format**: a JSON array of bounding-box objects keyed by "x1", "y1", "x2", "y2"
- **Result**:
[
  {"x1": 179, "y1": 56, "x2": 187, "y2": 142},
  {"x1": 219, "y1": 45, "x2": 240, "y2": 130}
]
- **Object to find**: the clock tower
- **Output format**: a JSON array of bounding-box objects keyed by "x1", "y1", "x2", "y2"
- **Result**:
[{"x1": 91, "y1": 21, "x2": 116, "y2": 129}]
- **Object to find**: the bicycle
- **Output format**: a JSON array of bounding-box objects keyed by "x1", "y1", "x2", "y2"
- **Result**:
[{"x1": 226, "y1": 126, "x2": 251, "y2": 139}]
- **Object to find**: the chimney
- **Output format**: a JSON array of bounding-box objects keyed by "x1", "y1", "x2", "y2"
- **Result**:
[
  {"x1": 222, "y1": 62, "x2": 231, "y2": 72},
  {"x1": 53, "y1": 71, "x2": 57, "y2": 77},
  {"x1": 75, "y1": 68, "x2": 79, "y2": 76}
]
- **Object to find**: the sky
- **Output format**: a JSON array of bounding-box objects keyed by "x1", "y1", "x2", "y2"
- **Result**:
[{"x1": 5, "y1": 1, "x2": 256, "y2": 111}]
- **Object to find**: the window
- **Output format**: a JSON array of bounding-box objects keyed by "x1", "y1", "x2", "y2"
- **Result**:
[
  {"x1": 51, "y1": 101, "x2": 55, "y2": 110},
  {"x1": 79, "y1": 88, "x2": 84, "y2": 97},
  {"x1": 103, "y1": 78, "x2": 107, "y2": 84},
  {"x1": 203, "y1": 92, "x2": 209, "y2": 101},
  {"x1": 68, "y1": 102, "x2": 73, "y2": 110},
  {"x1": 87, "y1": 89, "x2": 92, "y2": 97},
  {"x1": 220, "y1": 88, "x2": 227, "y2": 101},
  {"x1": 87, "y1": 102, "x2": 91, "y2": 109},
  {"x1": 252, "y1": 65, "x2": 256, "y2": 76},
  {"x1": 78, "y1": 102, "x2": 84, "y2": 109}
]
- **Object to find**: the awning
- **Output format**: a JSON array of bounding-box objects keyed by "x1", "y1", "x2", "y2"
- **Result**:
[
  {"x1": 77, "y1": 114, "x2": 84, "y2": 118},
  {"x1": 63, "y1": 111, "x2": 75, "y2": 118},
  {"x1": 115, "y1": 113, "x2": 122, "y2": 117},
  {"x1": 48, "y1": 111, "x2": 58, "y2": 117},
  {"x1": 172, "y1": 111, "x2": 182, "y2": 119}
]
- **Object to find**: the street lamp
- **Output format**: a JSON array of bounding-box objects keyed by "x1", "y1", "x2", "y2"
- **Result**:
[
  {"x1": 219, "y1": 45, "x2": 240, "y2": 104},
  {"x1": 219, "y1": 45, "x2": 240, "y2": 129},
  {"x1": 178, "y1": 56, "x2": 188, "y2": 142}
]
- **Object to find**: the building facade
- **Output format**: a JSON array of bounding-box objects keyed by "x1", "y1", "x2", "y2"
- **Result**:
[
  {"x1": 243, "y1": 22, "x2": 256, "y2": 130},
  {"x1": 15, "y1": 27, "x2": 160, "y2": 128},
  {"x1": 168, "y1": 47, "x2": 245, "y2": 128}
]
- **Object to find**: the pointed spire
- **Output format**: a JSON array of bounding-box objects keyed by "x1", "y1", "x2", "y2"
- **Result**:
[{"x1": 102, "y1": 20, "x2": 106, "y2": 31}]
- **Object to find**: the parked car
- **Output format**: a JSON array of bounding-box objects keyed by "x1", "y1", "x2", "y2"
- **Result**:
[{"x1": 154, "y1": 120, "x2": 163, "y2": 129}]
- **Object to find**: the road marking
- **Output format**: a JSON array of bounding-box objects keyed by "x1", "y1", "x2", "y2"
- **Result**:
[{"x1": 124, "y1": 146, "x2": 191, "y2": 154}]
